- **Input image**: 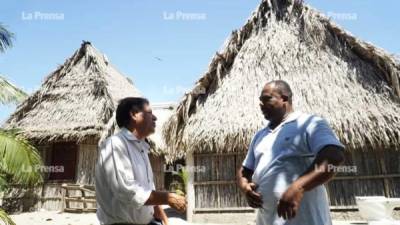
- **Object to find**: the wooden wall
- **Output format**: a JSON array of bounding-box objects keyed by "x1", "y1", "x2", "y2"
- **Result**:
[
  {"x1": 191, "y1": 147, "x2": 400, "y2": 211},
  {"x1": 2, "y1": 184, "x2": 64, "y2": 212},
  {"x1": 3, "y1": 138, "x2": 166, "y2": 212},
  {"x1": 193, "y1": 152, "x2": 247, "y2": 209},
  {"x1": 327, "y1": 147, "x2": 400, "y2": 208},
  {"x1": 76, "y1": 142, "x2": 97, "y2": 185},
  {"x1": 149, "y1": 155, "x2": 166, "y2": 191}
]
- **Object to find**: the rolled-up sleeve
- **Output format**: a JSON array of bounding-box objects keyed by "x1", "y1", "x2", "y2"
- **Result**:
[{"x1": 100, "y1": 137, "x2": 152, "y2": 209}]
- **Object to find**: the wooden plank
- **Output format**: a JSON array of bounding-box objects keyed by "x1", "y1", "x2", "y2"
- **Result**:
[
  {"x1": 194, "y1": 180, "x2": 236, "y2": 185},
  {"x1": 194, "y1": 152, "x2": 246, "y2": 157},
  {"x1": 333, "y1": 174, "x2": 400, "y2": 180},
  {"x1": 81, "y1": 189, "x2": 87, "y2": 209},
  {"x1": 65, "y1": 186, "x2": 70, "y2": 210},
  {"x1": 377, "y1": 149, "x2": 391, "y2": 197},
  {"x1": 64, "y1": 208, "x2": 96, "y2": 213},
  {"x1": 61, "y1": 184, "x2": 95, "y2": 190},
  {"x1": 193, "y1": 207, "x2": 255, "y2": 213},
  {"x1": 186, "y1": 152, "x2": 195, "y2": 222},
  {"x1": 2, "y1": 196, "x2": 62, "y2": 201},
  {"x1": 64, "y1": 196, "x2": 95, "y2": 199},
  {"x1": 64, "y1": 197, "x2": 96, "y2": 203},
  {"x1": 61, "y1": 186, "x2": 95, "y2": 194}
]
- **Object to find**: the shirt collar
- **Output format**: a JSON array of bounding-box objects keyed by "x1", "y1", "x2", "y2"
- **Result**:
[
  {"x1": 282, "y1": 111, "x2": 302, "y2": 124},
  {"x1": 265, "y1": 111, "x2": 302, "y2": 131},
  {"x1": 121, "y1": 127, "x2": 140, "y2": 141},
  {"x1": 120, "y1": 128, "x2": 151, "y2": 150}
]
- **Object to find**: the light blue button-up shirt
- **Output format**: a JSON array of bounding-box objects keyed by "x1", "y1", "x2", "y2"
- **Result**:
[
  {"x1": 242, "y1": 112, "x2": 344, "y2": 225},
  {"x1": 96, "y1": 128, "x2": 155, "y2": 225}
]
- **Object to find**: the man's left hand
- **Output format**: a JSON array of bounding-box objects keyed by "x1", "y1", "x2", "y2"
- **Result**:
[{"x1": 277, "y1": 182, "x2": 304, "y2": 220}]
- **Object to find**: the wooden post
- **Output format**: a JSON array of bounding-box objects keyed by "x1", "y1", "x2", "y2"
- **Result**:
[
  {"x1": 65, "y1": 186, "x2": 70, "y2": 210},
  {"x1": 81, "y1": 185, "x2": 87, "y2": 209},
  {"x1": 186, "y1": 152, "x2": 195, "y2": 222},
  {"x1": 378, "y1": 149, "x2": 391, "y2": 197}
]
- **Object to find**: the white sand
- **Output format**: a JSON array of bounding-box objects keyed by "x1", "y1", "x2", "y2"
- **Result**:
[
  {"x1": 9, "y1": 211, "x2": 363, "y2": 225},
  {"x1": 9, "y1": 211, "x2": 219, "y2": 225}
]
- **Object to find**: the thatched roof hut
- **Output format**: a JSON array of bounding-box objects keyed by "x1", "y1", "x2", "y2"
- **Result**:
[
  {"x1": 5, "y1": 41, "x2": 141, "y2": 143},
  {"x1": 149, "y1": 102, "x2": 177, "y2": 155},
  {"x1": 164, "y1": 0, "x2": 400, "y2": 159},
  {"x1": 162, "y1": 0, "x2": 400, "y2": 222},
  {"x1": 2, "y1": 42, "x2": 168, "y2": 212},
  {"x1": 0, "y1": 75, "x2": 27, "y2": 105}
]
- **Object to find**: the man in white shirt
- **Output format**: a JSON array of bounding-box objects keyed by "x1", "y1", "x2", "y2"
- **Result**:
[
  {"x1": 237, "y1": 80, "x2": 345, "y2": 225},
  {"x1": 96, "y1": 97, "x2": 186, "y2": 225}
]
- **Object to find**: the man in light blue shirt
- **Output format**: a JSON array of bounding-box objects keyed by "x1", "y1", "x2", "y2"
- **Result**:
[{"x1": 237, "y1": 81, "x2": 345, "y2": 225}]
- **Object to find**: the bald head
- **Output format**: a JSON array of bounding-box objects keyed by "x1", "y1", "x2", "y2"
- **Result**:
[
  {"x1": 265, "y1": 80, "x2": 293, "y2": 104},
  {"x1": 259, "y1": 80, "x2": 294, "y2": 125}
]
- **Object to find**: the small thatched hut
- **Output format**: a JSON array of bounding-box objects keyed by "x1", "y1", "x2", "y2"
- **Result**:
[
  {"x1": 148, "y1": 102, "x2": 177, "y2": 190},
  {"x1": 3, "y1": 42, "x2": 167, "y2": 211},
  {"x1": 163, "y1": 0, "x2": 400, "y2": 222}
]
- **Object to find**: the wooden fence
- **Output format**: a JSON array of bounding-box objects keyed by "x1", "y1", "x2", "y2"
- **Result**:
[{"x1": 61, "y1": 183, "x2": 96, "y2": 213}]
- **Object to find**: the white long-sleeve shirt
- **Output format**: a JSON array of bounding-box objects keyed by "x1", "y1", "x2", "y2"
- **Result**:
[{"x1": 95, "y1": 128, "x2": 155, "y2": 225}]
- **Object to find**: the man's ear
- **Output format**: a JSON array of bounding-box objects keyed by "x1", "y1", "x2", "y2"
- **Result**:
[
  {"x1": 130, "y1": 111, "x2": 137, "y2": 123},
  {"x1": 281, "y1": 95, "x2": 289, "y2": 102}
]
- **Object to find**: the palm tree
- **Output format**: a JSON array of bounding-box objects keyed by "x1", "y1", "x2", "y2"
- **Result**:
[
  {"x1": 0, "y1": 23, "x2": 14, "y2": 53},
  {"x1": 0, "y1": 23, "x2": 43, "y2": 225}
]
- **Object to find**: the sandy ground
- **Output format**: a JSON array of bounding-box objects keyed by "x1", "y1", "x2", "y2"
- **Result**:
[
  {"x1": 9, "y1": 211, "x2": 224, "y2": 225},
  {"x1": 7, "y1": 211, "x2": 378, "y2": 225}
]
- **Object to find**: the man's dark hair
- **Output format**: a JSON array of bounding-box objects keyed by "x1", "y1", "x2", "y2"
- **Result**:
[
  {"x1": 116, "y1": 97, "x2": 149, "y2": 128},
  {"x1": 267, "y1": 80, "x2": 293, "y2": 104}
]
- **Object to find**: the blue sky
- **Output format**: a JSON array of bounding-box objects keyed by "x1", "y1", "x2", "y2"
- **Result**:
[{"x1": 1, "y1": 0, "x2": 399, "y2": 123}]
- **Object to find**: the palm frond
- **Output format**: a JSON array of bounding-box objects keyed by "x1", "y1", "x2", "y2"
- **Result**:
[
  {"x1": 0, "y1": 76, "x2": 27, "y2": 105},
  {"x1": 0, "y1": 174, "x2": 8, "y2": 191},
  {"x1": 0, "y1": 208, "x2": 15, "y2": 225},
  {"x1": 0, "y1": 24, "x2": 14, "y2": 53},
  {"x1": 0, "y1": 129, "x2": 43, "y2": 187}
]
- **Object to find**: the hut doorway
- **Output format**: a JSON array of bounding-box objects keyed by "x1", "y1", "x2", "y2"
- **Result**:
[{"x1": 47, "y1": 142, "x2": 78, "y2": 181}]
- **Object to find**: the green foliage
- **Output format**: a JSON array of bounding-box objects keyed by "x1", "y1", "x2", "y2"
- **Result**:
[
  {"x1": 0, "y1": 129, "x2": 43, "y2": 192},
  {"x1": 175, "y1": 168, "x2": 188, "y2": 196},
  {"x1": 0, "y1": 208, "x2": 15, "y2": 225},
  {"x1": 0, "y1": 24, "x2": 14, "y2": 53}
]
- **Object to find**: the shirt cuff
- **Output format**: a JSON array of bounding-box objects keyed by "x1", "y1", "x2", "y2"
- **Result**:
[
  {"x1": 131, "y1": 187, "x2": 153, "y2": 209},
  {"x1": 313, "y1": 140, "x2": 345, "y2": 154}
]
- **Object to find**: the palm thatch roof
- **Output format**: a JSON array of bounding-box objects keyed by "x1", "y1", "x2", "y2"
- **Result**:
[
  {"x1": 148, "y1": 102, "x2": 176, "y2": 156},
  {"x1": 163, "y1": 0, "x2": 400, "y2": 160},
  {"x1": 4, "y1": 41, "x2": 141, "y2": 143},
  {"x1": 0, "y1": 75, "x2": 27, "y2": 105}
]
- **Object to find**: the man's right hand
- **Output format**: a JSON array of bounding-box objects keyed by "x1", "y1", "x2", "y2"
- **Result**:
[
  {"x1": 243, "y1": 183, "x2": 263, "y2": 208},
  {"x1": 167, "y1": 193, "x2": 187, "y2": 213}
]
